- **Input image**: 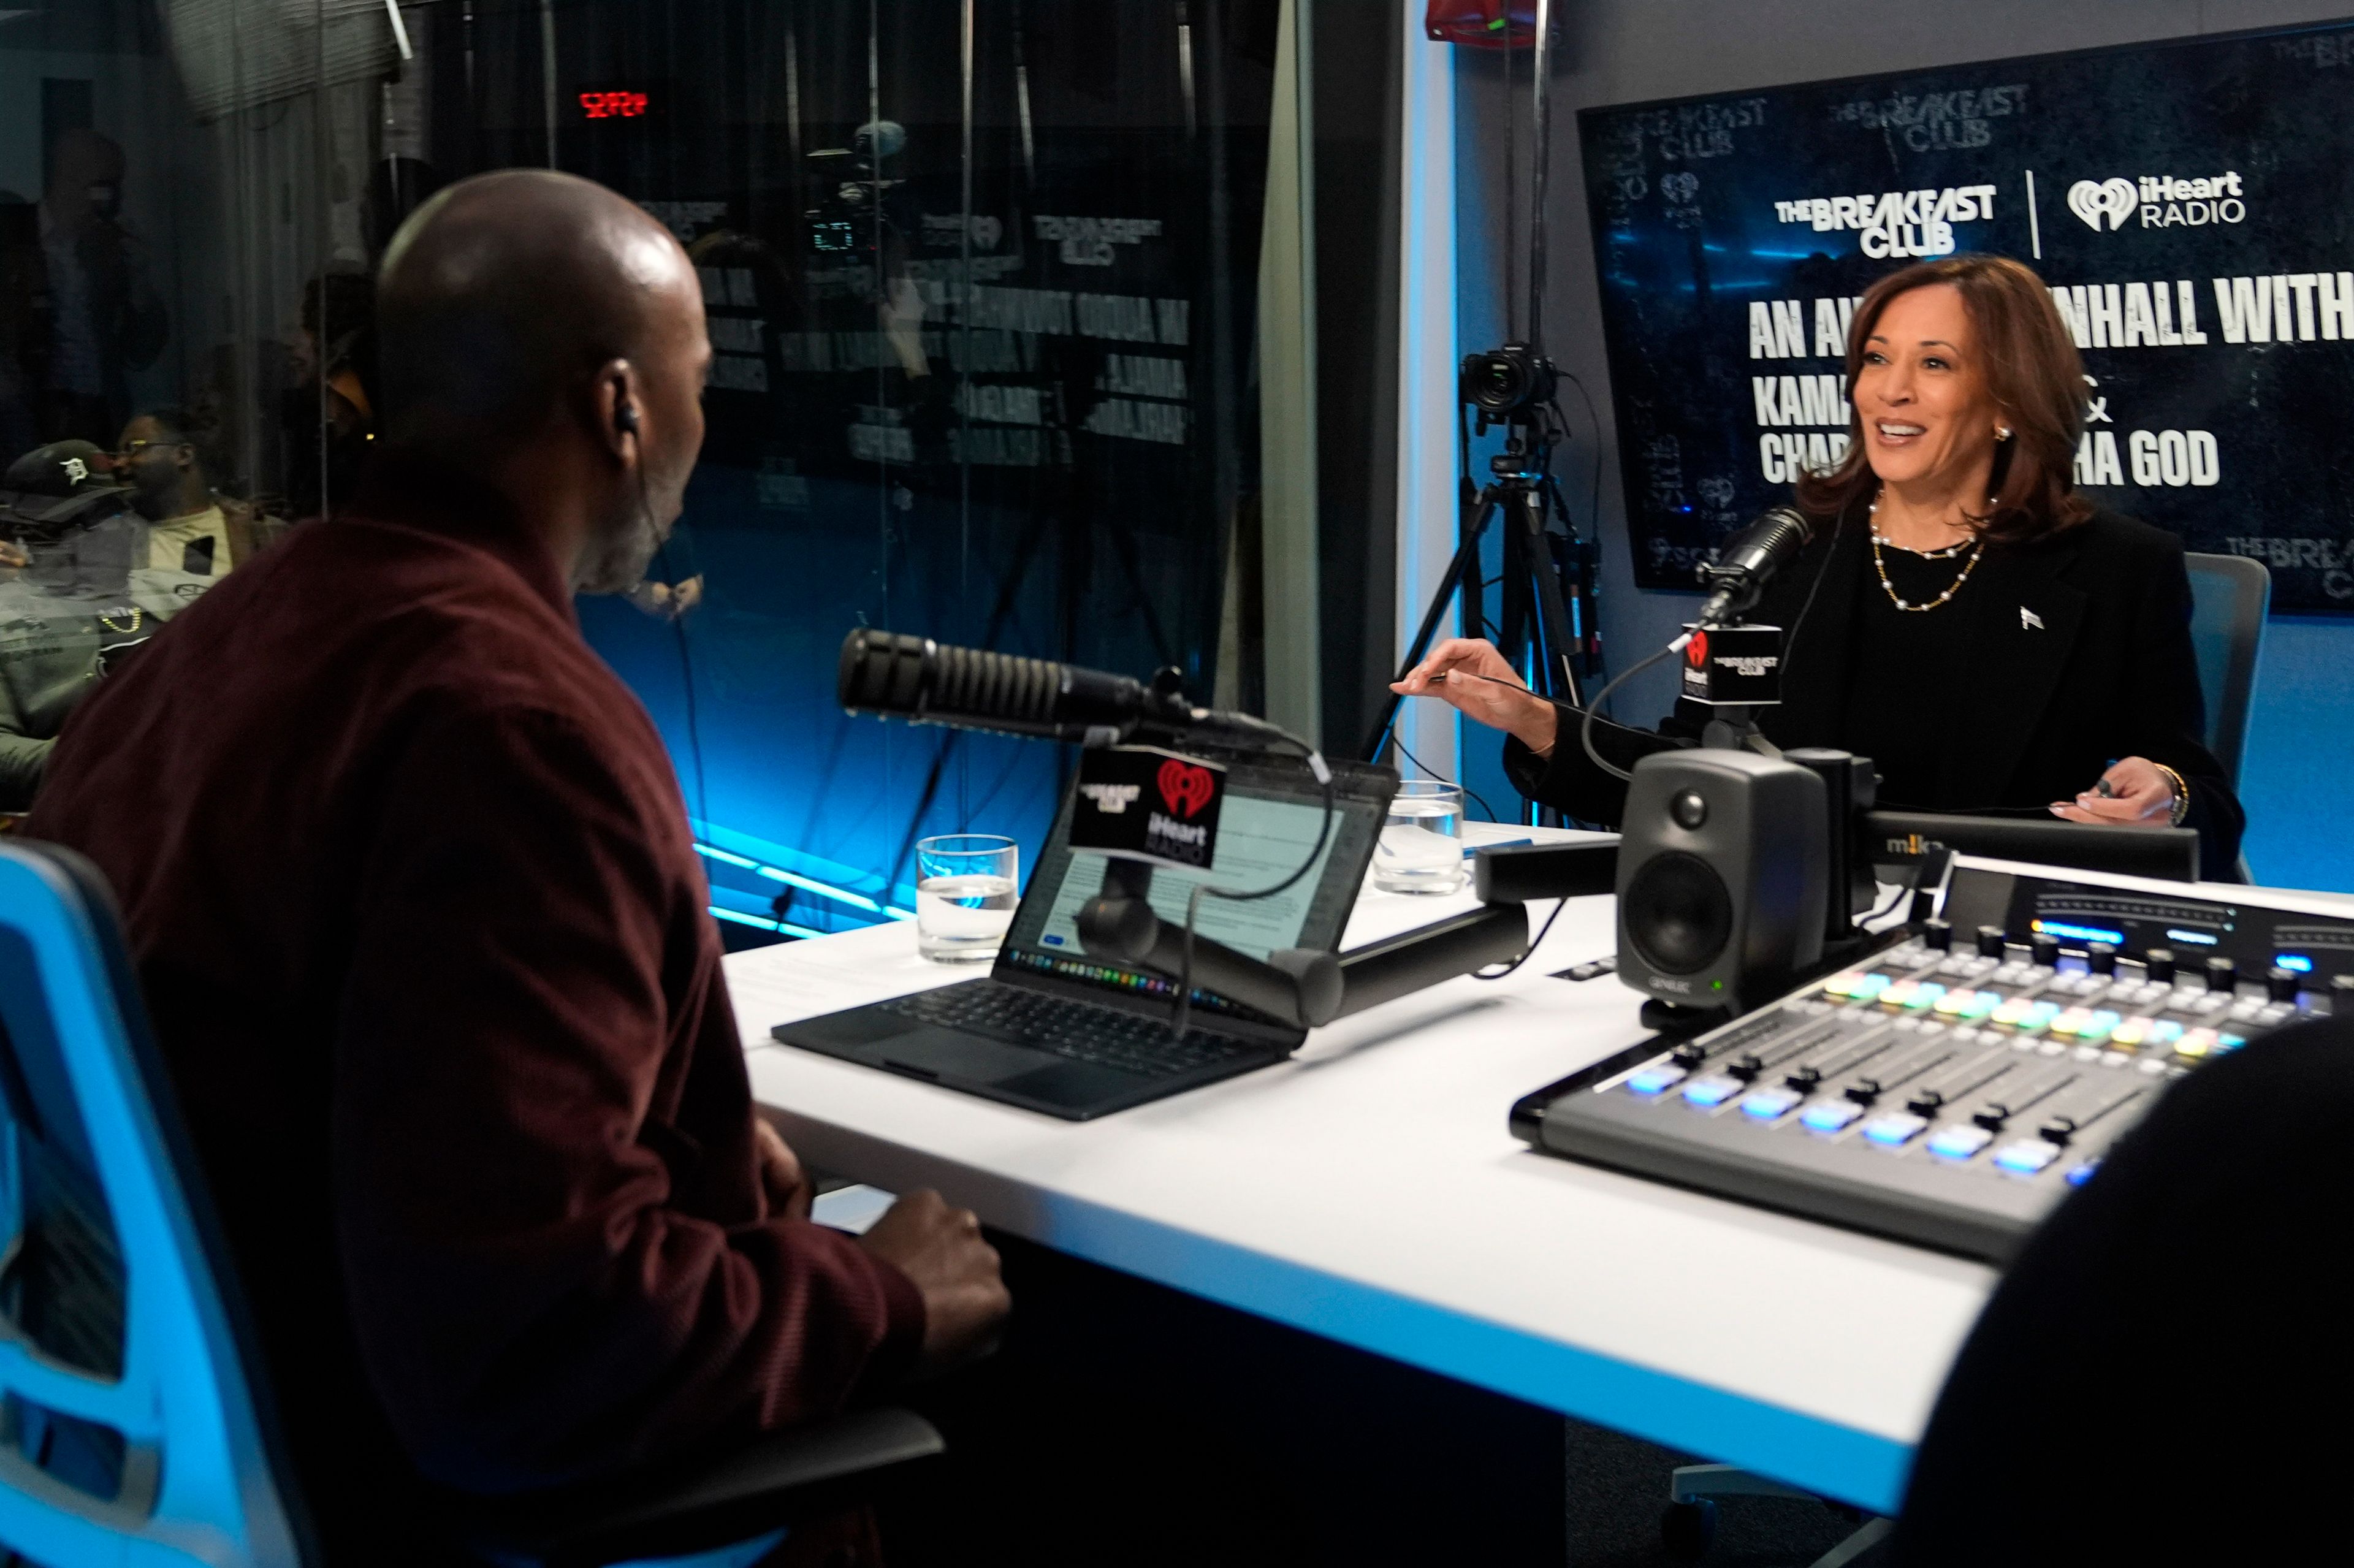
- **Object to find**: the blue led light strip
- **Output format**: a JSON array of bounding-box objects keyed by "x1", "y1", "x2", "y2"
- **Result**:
[
  {"x1": 709, "y1": 905, "x2": 825, "y2": 940},
  {"x1": 2030, "y1": 918, "x2": 2127, "y2": 946},
  {"x1": 693, "y1": 842, "x2": 915, "y2": 921}
]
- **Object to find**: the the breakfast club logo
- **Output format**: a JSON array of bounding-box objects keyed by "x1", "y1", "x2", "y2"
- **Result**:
[
  {"x1": 1771, "y1": 185, "x2": 1995, "y2": 259},
  {"x1": 2066, "y1": 172, "x2": 2245, "y2": 232}
]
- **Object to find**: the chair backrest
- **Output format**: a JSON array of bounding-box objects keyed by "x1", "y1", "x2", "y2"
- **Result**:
[
  {"x1": 0, "y1": 841, "x2": 310, "y2": 1567},
  {"x1": 2182, "y1": 552, "x2": 2270, "y2": 790}
]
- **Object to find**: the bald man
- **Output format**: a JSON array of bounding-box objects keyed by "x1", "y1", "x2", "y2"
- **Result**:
[{"x1": 26, "y1": 171, "x2": 1005, "y2": 1559}]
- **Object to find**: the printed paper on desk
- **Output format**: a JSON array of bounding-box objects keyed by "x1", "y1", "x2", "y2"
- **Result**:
[{"x1": 1070, "y1": 745, "x2": 1225, "y2": 870}]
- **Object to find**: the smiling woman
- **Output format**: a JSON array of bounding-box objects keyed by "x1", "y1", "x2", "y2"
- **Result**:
[{"x1": 1393, "y1": 253, "x2": 2249, "y2": 880}]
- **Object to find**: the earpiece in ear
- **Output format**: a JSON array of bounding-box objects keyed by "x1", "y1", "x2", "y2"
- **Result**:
[{"x1": 616, "y1": 403, "x2": 640, "y2": 435}]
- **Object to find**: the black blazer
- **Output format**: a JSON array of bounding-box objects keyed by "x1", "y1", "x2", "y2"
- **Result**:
[{"x1": 1506, "y1": 504, "x2": 2246, "y2": 878}]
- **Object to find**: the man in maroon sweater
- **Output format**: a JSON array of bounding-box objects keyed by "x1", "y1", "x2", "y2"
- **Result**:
[{"x1": 26, "y1": 170, "x2": 1006, "y2": 1559}]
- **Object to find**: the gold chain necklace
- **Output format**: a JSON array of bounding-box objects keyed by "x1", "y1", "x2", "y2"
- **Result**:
[
  {"x1": 98, "y1": 606, "x2": 143, "y2": 634},
  {"x1": 1868, "y1": 492, "x2": 1985, "y2": 613}
]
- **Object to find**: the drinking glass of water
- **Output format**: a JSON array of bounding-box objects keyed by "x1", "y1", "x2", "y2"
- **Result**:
[
  {"x1": 916, "y1": 834, "x2": 1019, "y2": 962},
  {"x1": 1374, "y1": 780, "x2": 1466, "y2": 895}
]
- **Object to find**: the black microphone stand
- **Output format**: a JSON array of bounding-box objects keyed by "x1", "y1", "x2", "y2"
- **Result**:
[{"x1": 1072, "y1": 840, "x2": 1617, "y2": 1030}]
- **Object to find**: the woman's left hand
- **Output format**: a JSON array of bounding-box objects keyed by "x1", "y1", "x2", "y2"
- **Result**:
[{"x1": 2049, "y1": 756, "x2": 2176, "y2": 826}]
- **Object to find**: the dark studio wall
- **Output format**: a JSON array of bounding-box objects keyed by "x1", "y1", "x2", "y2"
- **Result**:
[{"x1": 1453, "y1": 0, "x2": 2354, "y2": 889}]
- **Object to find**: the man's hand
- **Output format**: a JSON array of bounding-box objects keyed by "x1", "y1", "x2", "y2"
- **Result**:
[
  {"x1": 1390, "y1": 637, "x2": 1560, "y2": 753},
  {"x1": 0, "y1": 540, "x2": 26, "y2": 571},
  {"x1": 855, "y1": 1189, "x2": 1009, "y2": 1379},
  {"x1": 753, "y1": 1117, "x2": 813, "y2": 1222},
  {"x1": 2049, "y1": 756, "x2": 2176, "y2": 827}
]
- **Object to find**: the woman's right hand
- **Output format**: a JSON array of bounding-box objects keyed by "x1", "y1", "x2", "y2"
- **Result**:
[{"x1": 1390, "y1": 637, "x2": 1560, "y2": 755}]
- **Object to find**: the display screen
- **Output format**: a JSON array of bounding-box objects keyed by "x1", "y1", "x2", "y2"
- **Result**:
[
  {"x1": 1000, "y1": 767, "x2": 1385, "y2": 1022},
  {"x1": 1943, "y1": 864, "x2": 2354, "y2": 986},
  {"x1": 1579, "y1": 20, "x2": 2354, "y2": 612}
]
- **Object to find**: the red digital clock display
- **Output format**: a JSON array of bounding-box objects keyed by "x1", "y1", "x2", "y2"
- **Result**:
[{"x1": 580, "y1": 90, "x2": 649, "y2": 120}]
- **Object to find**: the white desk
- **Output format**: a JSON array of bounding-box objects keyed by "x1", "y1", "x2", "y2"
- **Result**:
[{"x1": 732, "y1": 826, "x2": 1995, "y2": 1516}]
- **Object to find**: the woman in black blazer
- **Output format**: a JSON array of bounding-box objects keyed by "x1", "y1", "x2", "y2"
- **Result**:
[{"x1": 1395, "y1": 254, "x2": 2245, "y2": 878}]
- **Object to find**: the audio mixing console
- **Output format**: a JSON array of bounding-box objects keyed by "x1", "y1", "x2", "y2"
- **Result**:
[{"x1": 1514, "y1": 858, "x2": 2354, "y2": 1261}]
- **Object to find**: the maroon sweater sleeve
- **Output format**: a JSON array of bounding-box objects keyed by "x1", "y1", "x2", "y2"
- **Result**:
[{"x1": 330, "y1": 701, "x2": 923, "y2": 1494}]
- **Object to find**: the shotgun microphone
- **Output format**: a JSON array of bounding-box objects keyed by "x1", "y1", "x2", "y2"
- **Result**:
[{"x1": 1694, "y1": 506, "x2": 1814, "y2": 626}]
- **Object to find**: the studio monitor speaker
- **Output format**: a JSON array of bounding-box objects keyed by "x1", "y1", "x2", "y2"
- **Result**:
[{"x1": 1616, "y1": 748, "x2": 1828, "y2": 1017}]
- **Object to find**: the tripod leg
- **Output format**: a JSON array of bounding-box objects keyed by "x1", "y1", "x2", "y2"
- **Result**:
[
  {"x1": 1361, "y1": 489, "x2": 1503, "y2": 761},
  {"x1": 1517, "y1": 485, "x2": 1585, "y2": 709}
]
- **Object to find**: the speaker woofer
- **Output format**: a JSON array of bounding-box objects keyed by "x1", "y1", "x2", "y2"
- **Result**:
[{"x1": 1623, "y1": 851, "x2": 1734, "y2": 975}]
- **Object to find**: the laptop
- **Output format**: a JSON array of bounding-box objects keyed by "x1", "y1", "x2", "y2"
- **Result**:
[{"x1": 772, "y1": 753, "x2": 1396, "y2": 1119}]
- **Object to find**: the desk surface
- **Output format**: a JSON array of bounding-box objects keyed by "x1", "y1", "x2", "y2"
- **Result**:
[{"x1": 732, "y1": 826, "x2": 1993, "y2": 1514}]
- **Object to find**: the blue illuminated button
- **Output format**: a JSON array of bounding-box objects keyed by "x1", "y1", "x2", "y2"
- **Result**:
[
  {"x1": 1927, "y1": 1125, "x2": 1994, "y2": 1162},
  {"x1": 1740, "y1": 1087, "x2": 1801, "y2": 1121},
  {"x1": 2077, "y1": 1010, "x2": 2123, "y2": 1045},
  {"x1": 1993, "y1": 1139, "x2": 2064, "y2": 1175},
  {"x1": 2216, "y1": 1032, "x2": 2247, "y2": 1055},
  {"x1": 2066, "y1": 1157, "x2": 2104, "y2": 1187},
  {"x1": 1681, "y1": 1074, "x2": 1743, "y2": 1108},
  {"x1": 1626, "y1": 1065, "x2": 1686, "y2": 1098},
  {"x1": 1801, "y1": 1100, "x2": 1864, "y2": 1134},
  {"x1": 1861, "y1": 1113, "x2": 1929, "y2": 1147}
]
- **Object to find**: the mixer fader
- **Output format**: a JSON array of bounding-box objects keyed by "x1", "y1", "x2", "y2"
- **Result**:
[{"x1": 1514, "y1": 858, "x2": 2354, "y2": 1260}]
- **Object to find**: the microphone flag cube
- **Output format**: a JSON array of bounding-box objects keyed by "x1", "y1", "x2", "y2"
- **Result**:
[
  {"x1": 1070, "y1": 745, "x2": 1226, "y2": 870},
  {"x1": 1678, "y1": 622, "x2": 1785, "y2": 708}
]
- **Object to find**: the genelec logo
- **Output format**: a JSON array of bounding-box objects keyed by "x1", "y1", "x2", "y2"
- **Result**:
[{"x1": 2066, "y1": 172, "x2": 2245, "y2": 232}]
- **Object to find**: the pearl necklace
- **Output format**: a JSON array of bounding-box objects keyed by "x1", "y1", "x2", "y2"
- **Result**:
[{"x1": 1868, "y1": 492, "x2": 1984, "y2": 613}]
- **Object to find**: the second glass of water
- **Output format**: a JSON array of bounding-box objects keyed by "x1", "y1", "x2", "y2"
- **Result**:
[
  {"x1": 916, "y1": 834, "x2": 1019, "y2": 962},
  {"x1": 1374, "y1": 780, "x2": 1467, "y2": 894}
]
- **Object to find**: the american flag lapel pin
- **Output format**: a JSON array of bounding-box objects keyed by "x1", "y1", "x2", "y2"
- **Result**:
[{"x1": 2020, "y1": 606, "x2": 2044, "y2": 630}]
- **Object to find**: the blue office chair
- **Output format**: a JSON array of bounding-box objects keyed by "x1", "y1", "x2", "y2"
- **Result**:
[
  {"x1": 2182, "y1": 552, "x2": 2269, "y2": 883},
  {"x1": 0, "y1": 839, "x2": 940, "y2": 1567}
]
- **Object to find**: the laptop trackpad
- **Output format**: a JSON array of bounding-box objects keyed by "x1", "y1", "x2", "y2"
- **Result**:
[{"x1": 879, "y1": 1030, "x2": 1047, "y2": 1085}]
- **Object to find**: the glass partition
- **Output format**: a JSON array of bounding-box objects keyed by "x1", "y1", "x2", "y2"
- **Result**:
[{"x1": 0, "y1": 0, "x2": 1289, "y2": 948}]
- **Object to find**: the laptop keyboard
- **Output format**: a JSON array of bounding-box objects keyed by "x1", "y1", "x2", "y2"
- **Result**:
[{"x1": 879, "y1": 984, "x2": 1267, "y2": 1078}]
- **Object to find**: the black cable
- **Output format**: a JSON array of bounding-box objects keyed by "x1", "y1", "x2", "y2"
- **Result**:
[
  {"x1": 1170, "y1": 722, "x2": 1336, "y2": 1038},
  {"x1": 1578, "y1": 639, "x2": 1681, "y2": 783},
  {"x1": 1474, "y1": 891, "x2": 1570, "y2": 981},
  {"x1": 1387, "y1": 732, "x2": 1500, "y2": 824}
]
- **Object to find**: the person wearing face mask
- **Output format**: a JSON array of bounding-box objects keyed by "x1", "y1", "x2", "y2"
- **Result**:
[
  {"x1": 1395, "y1": 254, "x2": 2244, "y2": 880},
  {"x1": 0, "y1": 130, "x2": 170, "y2": 446}
]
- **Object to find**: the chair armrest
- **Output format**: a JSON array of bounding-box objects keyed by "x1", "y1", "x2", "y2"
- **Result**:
[{"x1": 454, "y1": 1407, "x2": 944, "y2": 1568}]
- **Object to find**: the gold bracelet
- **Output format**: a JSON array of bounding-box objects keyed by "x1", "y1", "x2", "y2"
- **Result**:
[{"x1": 2152, "y1": 763, "x2": 2190, "y2": 827}]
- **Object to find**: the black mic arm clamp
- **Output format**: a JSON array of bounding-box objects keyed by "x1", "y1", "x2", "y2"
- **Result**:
[{"x1": 1073, "y1": 842, "x2": 1617, "y2": 1030}]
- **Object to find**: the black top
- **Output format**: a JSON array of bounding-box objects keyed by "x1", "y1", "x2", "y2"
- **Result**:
[
  {"x1": 1506, "y1": 503, "x2": 2247, "y2": 878},
  {"x1": 1840, "y1": 541, "x2": 1981, "y2": 809}
]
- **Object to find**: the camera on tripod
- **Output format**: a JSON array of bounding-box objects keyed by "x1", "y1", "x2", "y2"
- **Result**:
[{"x1": 1459, "y1": 341, "x2": 1557, "y2": 428}]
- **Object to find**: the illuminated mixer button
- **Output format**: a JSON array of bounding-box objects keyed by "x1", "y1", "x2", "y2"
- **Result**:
[
  {"x1": 1861, "y1": 1113, "x2": 1929, "y2": 1147},
  {"x1": 1927, "y1": 1125, "x2": 1994, "y2": 1162},
  {"x1": 1879, "y1": 978, "x2": 1922, "y2": 1009},
  {"x1": 1626, "y1": 1065, "x2": 1686, "y2": 1097},
  {"x1": 2049, "y1": 1007, "x2": 2095, "y2": 1037},
  {"x1": 1740, "y1": 1087, "x2": 1801, "y2": 1121},
  {"x1": 1821, "y1": 970, "x2": 1868, "y2": 999},
  {"x1": 1903, "y1": 982, "x2": 1948, "y2": 1011},
  {"x1": 2013, "y1": 1001, "x2": 2064, "y2": 1037},
  {"x1": 2217, "y1": 1032, "x2": 2249, "y2": 1055},
  {"x1": 1801, "y1": 1100, "x2": 1865, "y2": 1134},
  {"x1": 1681, "y1": 1075, "x2": 1743, "y2": 1109},
  {"x1": 2174, "y1": 1027, "x2": 2220, "y2": 1060},
  {"x1": 1990, "y1": 997, "x2": 2036, "y2": 1028},
  {"x1": 2065, "y1": 1157, "x2": 2104, "y2": 1187},
  {"x1": 2079, "y1": 1010, "x2": 2122, "y2": 1043},
  {"x1": 1993, "y1": 1139, "x2": 2065, "y2": 1176},
  {"x1": 1849, "y1": 973, "x2": 1892, "y2": 1002},
  {"x1": 2147, "y1": 1019, "x2": 2185, "y2": 1046},
  {"x1": 2109, "y1": 1016, "x2": 2154, "y2": 1047}
]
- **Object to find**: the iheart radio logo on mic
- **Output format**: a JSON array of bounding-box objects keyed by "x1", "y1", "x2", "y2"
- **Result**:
[
  {"x1": 1685, "y1": 630, "x2": 1710, "y2": 671},
  {"x1": 1157, "y1": 759, "x2": 1217, "y2": 818}
]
